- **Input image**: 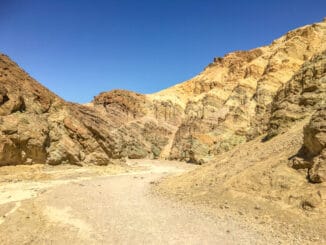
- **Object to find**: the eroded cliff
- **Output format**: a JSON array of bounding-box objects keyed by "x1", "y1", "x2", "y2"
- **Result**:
[{"x1": 1, "y1": 18, "x2": 326, "y2": 172}]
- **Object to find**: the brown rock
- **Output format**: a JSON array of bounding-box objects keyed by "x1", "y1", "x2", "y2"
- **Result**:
[
  {"x1": 1, "y1": 18, "x2": 326, "y2": 167},
  {"x1": 267, "y1": 51, "x2": 326, "y2": 138},
  {"x1": 305, "y1": 107, "x2": 326, "y2": 183}
]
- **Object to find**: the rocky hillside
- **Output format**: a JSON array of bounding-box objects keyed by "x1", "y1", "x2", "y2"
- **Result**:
[
  {"x1": 86, "y1": 18, "x2": 326, "y2": 164},
  {"x1": 0, "y1": 56, "x2": 182, "y2": 166},
  {"x1": 268, "y1": 51, "x2": 326, "y2": 183},
  {"x1": 0, "y1": 18, "x2": 325, "y2": 171},
  {"x1": 0, "y1": 54, "x2": 127, "y2": 166},
  {"x1": 158, "y1": 51, "x2": 326, "y2": 228},
  {"x1": 90, "y1": 89, "x2": 183, "y2": 159},
  {"x1": 152, "y1": 18, "x2": 326, "y2": 163}
]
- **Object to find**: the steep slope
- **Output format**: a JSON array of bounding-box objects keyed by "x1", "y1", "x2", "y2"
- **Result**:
[
  {"x1": 157, "y1": 49, "x2": 326, "y2": 233},
  {"x1": 303, "y1": 107, "x2": 326, "y2": 183},
  {"x1": 266, "y1": 50, "x2": 326, "y2": 183},
  {"x1": 90, "y1": 18, "x2": 326, "y2": 164},
  {"x1": 151, "y1": 18, "x2": 326, "y2": 163},
  {"x1": 0, "y1": 54, "x2": 185, "y2": 166},
  {"x1": 91, "y1": 90, "x2": 183, "y2": 159},
  {"x1": 268, "y1": 50, "x2": 326, "y2": 138},
  {"x1": 0, "y1": 54, "x2": 125, "y2": 166},
  {"x1": 1, "y1": 18, "x2": 326, "y2": 167}
]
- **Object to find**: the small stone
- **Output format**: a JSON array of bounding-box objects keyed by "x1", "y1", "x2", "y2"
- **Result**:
[{"x1": 254, "y1": 205, "x2": 261, "y2": 210}]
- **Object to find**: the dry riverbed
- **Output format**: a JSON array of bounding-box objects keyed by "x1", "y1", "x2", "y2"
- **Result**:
[{"x1": 0, "y1": 160, "x2": 323, "y2": 244}]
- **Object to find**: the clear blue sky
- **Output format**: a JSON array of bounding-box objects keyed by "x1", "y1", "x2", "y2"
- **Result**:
[{"x1": 1, "y1": 0, "x2": 325, "y2": 103}]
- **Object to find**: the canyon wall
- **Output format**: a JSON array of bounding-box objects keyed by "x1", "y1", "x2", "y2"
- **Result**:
[{"x1": 0, "y1": 19, "x2": 325, "y2": 178}]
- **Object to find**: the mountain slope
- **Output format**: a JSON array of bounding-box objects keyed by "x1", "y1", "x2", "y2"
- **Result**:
[
  {"x1": 157, "y1": 49, "x2": 326, "y2": 233},
  {"x1": 0, "y1": 18, "x2": 325, "y2": 170},
  {"x1": 88, "y1": 19, "x2": 326, "y2": 164},
  {"x1": 0, "y1": 54, "x2": 126, "y2": 166},
  {"x1": 151, "y1": 18, "x2": 326, "y2": 163},
  {"x1": 160, "y1": 52, "x2": 326, "y2": 205}
]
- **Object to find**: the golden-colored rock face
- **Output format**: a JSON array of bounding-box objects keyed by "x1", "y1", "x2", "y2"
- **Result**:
[
  {"x1": 150, "y1": 19, "x2": 326, "y2": 163},
  {"x1": 0, "y1": 18, "x2": 326, "y2": 170},
  {"x1": 304, "y1": 107, "x2": 326, "y2": 183},
  {"x1": 158, "y1": 50, "x2": 326, "y2": 217}
]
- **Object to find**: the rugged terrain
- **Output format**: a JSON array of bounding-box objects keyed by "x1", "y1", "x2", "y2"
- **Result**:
[
  {"x1": 157, "y1": 46, "x2": 326, "y2": 243},
  {"x1": 1, "y1": 18, "x2": 325, "y2": 167},
  {"x1": 0, "y1": 18, "x2": 326, "y2": 244},
  {"x1": 84, "y1": 18, "x2": 326, "y2": 164},
  {"x1": 152, "y1": 18, "x2": 326, "y2": 163},
  {"x1": 0, "y1": 54, "x2": 120, "y2": 166}
]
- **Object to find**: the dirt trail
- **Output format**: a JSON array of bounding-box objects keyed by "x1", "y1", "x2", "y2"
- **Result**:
[{"x1": 0, "y1": 161, "x2": 274, "y2": 244}]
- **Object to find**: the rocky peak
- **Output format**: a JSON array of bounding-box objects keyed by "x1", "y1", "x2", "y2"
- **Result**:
[
  {"x1": 157, "y1": 19, "x2": 326, "y2": 163},
  {"x1": 93, "y1": 89, "x2": 148, "y2": 121},
  {"x1": 0, "y1": 54, "x2": 61, "y2": 115}
]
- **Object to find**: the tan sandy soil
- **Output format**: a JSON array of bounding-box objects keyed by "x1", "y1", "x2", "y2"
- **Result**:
[
  {"x1": 0, "y1": 160, "x2": 308, "y2": 244},
  {"x1": 157, "y1": 121, "x2": 326, "y2": 244}
]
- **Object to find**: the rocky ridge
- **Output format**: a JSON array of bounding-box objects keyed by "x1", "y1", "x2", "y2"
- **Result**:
[
  {"x1": 0, "y1": 18, "x2": 326, "y2": 179},
  {"x1": 267, "y1": 50, "x2": 326, "y2": 183},
  {"x1": 159, "y1": 50, "x2": 326, "y2": 215},
  {"x1": 86, "y1": 18, "x2": 326, "y2": 165},
  {"x1": 0, "y1": 54, "x2": 125, "y2": 166},
  {"x1": 153, "y1": 19, "x2": 326, "y2": 163}
]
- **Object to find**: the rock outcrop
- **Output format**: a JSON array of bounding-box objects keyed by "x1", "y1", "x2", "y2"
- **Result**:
[
  {"x1": 265, "y1": 50, "x2": 326, "y2": 182},
  {"x1": 157, "y1": 49, "x2": 326, "y2": 219},
  {"x1": 0, "y1": 54, "x2": 125, "y2": 166},
  {"x1": 1, "y1": 18, "x2": 326, "y2": 169},
  {"x1": 90, "y1": 90, "x2": 183, "y2": 159},
  {"x1": 268, "y1": 51, "x2": 326, "y2": 138},
  {"x1": 304, "y1": 107, "x2": 326, "y2": 183},
  {"x1": 154, "y1": 18, "x2": 326, "y2": 163}
]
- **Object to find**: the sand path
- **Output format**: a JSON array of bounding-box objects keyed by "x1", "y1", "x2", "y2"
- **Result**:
[{"x1": 0, "y1": 161, "x2": 270, "y2": 244}]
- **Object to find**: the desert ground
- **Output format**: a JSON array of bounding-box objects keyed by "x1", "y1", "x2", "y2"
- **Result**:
[{"x1": 0, "y1": 160, "x2": 323, "y2": 245}]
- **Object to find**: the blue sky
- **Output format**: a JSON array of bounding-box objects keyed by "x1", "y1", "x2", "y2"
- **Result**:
[{"x1": 1, "y1": 0, "x2": 325, "y2": 103}]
